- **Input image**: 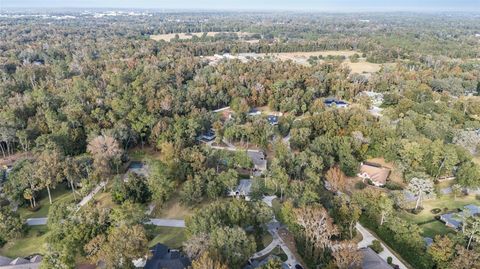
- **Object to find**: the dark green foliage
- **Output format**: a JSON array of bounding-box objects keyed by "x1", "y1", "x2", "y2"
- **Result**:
[
  {"x1": 111, "y1": 173, "x2": 151, "y2": 204},
  {"x1": 369, "y1": 240, "x2": 383, "y2": 253}
]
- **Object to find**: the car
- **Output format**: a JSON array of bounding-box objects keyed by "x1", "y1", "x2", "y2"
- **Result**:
[{"x1": 295, "y1": 264, "x2": 304, "y2": 269}]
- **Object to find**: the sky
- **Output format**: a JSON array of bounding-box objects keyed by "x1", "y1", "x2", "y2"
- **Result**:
[{"x1": 2, "y1": 0, "x2": 480, "y2": 12}]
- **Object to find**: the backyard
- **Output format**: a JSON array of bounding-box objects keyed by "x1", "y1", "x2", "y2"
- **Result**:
[{"x1": 399, "y1": 194, "x2": 480, "y2": 237}]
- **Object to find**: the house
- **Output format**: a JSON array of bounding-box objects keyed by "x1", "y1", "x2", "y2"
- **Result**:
[
  {"x1": 247, "y1": 150, "x2": 267, "y2": 176},
  {"x1": 360, "y1": 248, "x2": 390, "y2": 269},
  {"x1": 229, "y1": 179, "x2": 253, "y2": 201},
  {"x1": 0, "y1": 255, "x2": 42, "y2": 269},
  {"x1": 126, "y1": 161, "x2": 149, "y2": 177},
  {"x1": 324, "y1": 98, "x2": 349, "y2": 108},
  {"x1": 357, "y1": 163, "x2": 391, "y2": 187},
  {"x1": 137, "y1": 243, "x2": 190, "y2": 269},
  {"x1": 440, "y1": 204, "x2": 480, "y2": 230},
  {"x1": 267, "y1": 115, "x2": 279, "y2": 126},
  {"x1": 198, "y1": 129, "x2": 216, "y2": 142},
  {"x1": 248, "y1": 108, "x2": 262, "y2": 116}
]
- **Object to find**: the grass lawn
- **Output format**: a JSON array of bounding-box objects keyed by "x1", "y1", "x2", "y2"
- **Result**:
[
  {"x1": 146, "y1": 226, "x2": 186, "y2": 249},
  {"x1": 271, "y1": 198, "x2": 282, "y2": 220},
  {"x1": 128, "y1": 146, "x2": 162, "y2": 162},
  {"x1": 93, "y1": 191, "x2": 119, "y2": 211},
  {"x1": 153, "y1": 194, "x2": 230, "y2": 219},
  {"x1": 18, "y1": 186, "x2": 74, "y2": 219},
  {"x1": 262, "y1": 232, "x2": 273, "y2": 247},
  {"x1": 0, "y1": 226, "x2": 48, "y2": 258},
  {"x1": 399, "y1": 194, "x2": 479, "y2": 237}
]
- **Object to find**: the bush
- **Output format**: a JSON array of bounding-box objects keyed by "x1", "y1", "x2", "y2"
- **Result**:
[
  {"x1": 387, "y1": 256, "x2": 393, "y2": 265},
  {"x1": 430, "y1": 208, "x2": 442, "y2": 214},
  {"x1": 411, "y1": 207, "x2": 424, "y2": 215},
  {"x1": 384, "y1": 181, "x2": 403, "y2": 190},
  {"x1": 370, "y1": 240, "x2": 383, "y2": 253},
  {"x1": 355, "y1": 181, "x2": 367, "y2": 190},
  {"x1": 111, "y1": 173, "x2": 151, "y2": 204},
  {"x1": 476, "y1": 194, "x2": 480, "y2": 201}
]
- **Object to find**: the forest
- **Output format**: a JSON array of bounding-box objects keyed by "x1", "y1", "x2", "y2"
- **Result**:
[{"x1": 0, "y1": 10, "x2": 480, "y2": 269}]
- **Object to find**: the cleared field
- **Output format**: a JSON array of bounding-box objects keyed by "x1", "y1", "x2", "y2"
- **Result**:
[
  {"x1": 210, "y1": 51, "x2": 392, "y2": 74},
  {"x1": 347, "y1": 61, "x2": 384, "y2": 74},
  {"x1": 150, "y1": 31, "x2": 254, "y2": 41}
]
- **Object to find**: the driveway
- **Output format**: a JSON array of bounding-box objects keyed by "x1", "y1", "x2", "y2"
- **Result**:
[
  {"x1": 26, "y1": 218, "x2": 47, "y2": 226},
  {"x1": 356, "y1": 223, "x2": 408, "y2": 269},
  {"x1": 78, "y1": 181, "x2": 107, "y2": 208}
]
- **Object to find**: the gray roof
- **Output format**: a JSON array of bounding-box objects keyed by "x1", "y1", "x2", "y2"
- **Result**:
[
  {"x1": 361, "y1": 248, "x2": 391, "y2": 269},
  {"x1": 234, "y1": 179, "x2": 252, "y2": 196},
  {"x1": 0, "y1": 257, "x2": 12, "y2": 266},
  {"x1": 247, "y1": 151, "x2": 267, "y2": 172},
  {"x1": 440, "y1": 204, "x2": 480, "y2": 229},
  {"x1": 144, "y1": 244, "x2": 190, "y2": 269},
  {"x1": 0, "y1": 256, "x2": 42, "y2": 269}
]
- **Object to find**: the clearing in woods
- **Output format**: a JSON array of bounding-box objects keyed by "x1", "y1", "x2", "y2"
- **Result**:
[
  {"x1": 206, "y1": 51, "x2": 393, "y2": 74},
  {"x1": 150, "y1": 31, "x2": 255, "y2": 41}
]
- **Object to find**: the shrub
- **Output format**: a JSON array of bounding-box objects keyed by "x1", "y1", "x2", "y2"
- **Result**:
[
  {"x1": 430, "y1": 208, "x2": 442, "y2": 214},
  {"x1": 370, "y1": 240, "x2": 383, "y2": 253},
  {"x1": 476, "y1": 194, "x2": 480, "y2": 201},
  {"x1": 384, "y1": 181, "x2": 403, "y2": 190},
  {"x1": 387, "y1": 256, "x2": 393, "y2": 265},
  {"x1": 411, "y1": 207, "x2": 424, "y2": 215},
  {"x1": 355, "y1": 181, "x2": 367, "y2": 190}
]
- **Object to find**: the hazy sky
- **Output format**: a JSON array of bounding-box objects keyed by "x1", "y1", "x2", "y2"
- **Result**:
[{"x1": 2, "y1": 0, "x2": 480, "y2": 11}]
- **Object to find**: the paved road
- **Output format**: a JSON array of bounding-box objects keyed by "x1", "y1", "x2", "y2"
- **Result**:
[
  {"x1": 262, "y1": 195, "x2": 277, "y2": 207},
  {"x1": 356, "y1": 223, "x2": 408, "y2": 269},
  {"x1": 27, "y1": 217, "x2": 186, "y2": 228}
]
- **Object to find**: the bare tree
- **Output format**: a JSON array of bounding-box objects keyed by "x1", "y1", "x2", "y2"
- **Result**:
[
  {"x1": 295, "y1": 205, "x2": 339, "y2": 262},
  {"x1": 325, "y1": 166, "x2": 346, "y2": 193},
  {"x1": 331, "y1": 241, "x2": 362, "y2": 269},
  {"x1": 87, "y1": 135, "x2": 123, "y2": 176},
  {"x1": 407, "y1": 177, "x2": 434, "y2": 210}
]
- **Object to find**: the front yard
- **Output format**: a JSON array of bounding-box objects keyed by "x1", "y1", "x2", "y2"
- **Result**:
[
  {"x1": 146, "y1": 226, "x2": 186, "y2": 249},
  {"x1": 18, "y1": 186, "x2": 74, "y2": 219},
  {"x1": 0, "y1": 226, "x2": 48, "y2": 258}
]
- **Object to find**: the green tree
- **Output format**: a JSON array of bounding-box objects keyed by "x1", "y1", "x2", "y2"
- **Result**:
[
  {"x1": 209, "y1": 227, "x2": 256, "y2": 269},
  {"x1": 0, "y1": 206, "x2": 24, "y2": 241}
]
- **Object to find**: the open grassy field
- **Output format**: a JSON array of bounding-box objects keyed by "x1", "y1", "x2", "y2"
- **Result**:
[
  {"x1": 0, "y1": 226, "x2": 48, "y2": 258},
  {"x1": 18, "y1": 186, "x2": 73, "y2": 219},
  {"x1": 150, "y1": 32, "x2": 254, "y2": 42},
  {"x1": 147, "y1": 226, "x2": 186, "y2": 249}
]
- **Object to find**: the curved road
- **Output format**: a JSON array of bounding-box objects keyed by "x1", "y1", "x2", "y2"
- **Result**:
[{"x1": 356, "y1": 223, "x2": 408, "y2": 269}]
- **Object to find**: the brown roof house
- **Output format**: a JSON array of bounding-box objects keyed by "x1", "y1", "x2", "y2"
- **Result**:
[{"x1": 357, "y1": 162, "x2": 391, "y2": 187}]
